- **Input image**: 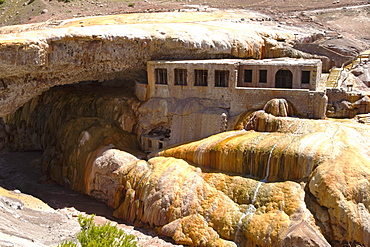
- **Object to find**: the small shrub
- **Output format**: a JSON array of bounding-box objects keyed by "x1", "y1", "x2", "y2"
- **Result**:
[
  {"x1": 128, "y1": 3, "x2": 135, "y2": 7},
  {"x1": 0, "y1": 0, "x2": 5, "y2": 5},
  {"x1": 59, "y1": 215, "x2": 137, "y2": 247},
  {"x1": 58, "y1": 241, "x2": 77, "y2": 247}
]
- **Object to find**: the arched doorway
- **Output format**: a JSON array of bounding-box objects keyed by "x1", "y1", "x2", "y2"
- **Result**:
[{"x1": 275, "y1": 69, "x2": 293, "y2": 88}]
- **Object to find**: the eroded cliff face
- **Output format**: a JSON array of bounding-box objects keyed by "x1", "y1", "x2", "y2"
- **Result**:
[
  {"x1": 2, "y1": 82, "x2": 370, "y2": 246},
  {"x1": 0, "y1": 10, "x2": 326, "y2": 117}
]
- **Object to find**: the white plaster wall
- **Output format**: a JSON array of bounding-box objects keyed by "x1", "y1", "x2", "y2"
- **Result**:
[{"x1": 170, "y1": 112, "x2": 227, "y2": 145}]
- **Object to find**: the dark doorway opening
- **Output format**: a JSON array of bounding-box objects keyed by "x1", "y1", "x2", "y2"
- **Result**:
[{"x1": 275, "y1": 69, "x2": 293, "y2": 88}]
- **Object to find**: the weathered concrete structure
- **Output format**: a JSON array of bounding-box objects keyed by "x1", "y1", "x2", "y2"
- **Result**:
[{"x1": 136, "y1": 58, "x2": 327, "y2": 151}]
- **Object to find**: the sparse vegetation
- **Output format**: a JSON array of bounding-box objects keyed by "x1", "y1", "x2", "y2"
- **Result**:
[
  {"x1": 59, "y1": 215, "x2": 137, "y2": 247},
  {"x1": 0, "y1": 0, "x2": 5, "y2": 5}
]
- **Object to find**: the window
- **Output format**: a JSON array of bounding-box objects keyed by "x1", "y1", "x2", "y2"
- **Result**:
[
  {"x1": 155, "y1": 68, "x2": 167, "y2": 85},
  {"x1": 244, "y1": 69, "x2": 253, "y2": 83},
  {"x1": 301, "y1": 71, "x2": 310, "y2": 84},
  {"x1": 194, "y1": 69, "x2": 208, "y2": 86},
  {"x1": 259, "y1": 70, "x2": 267, "y2": 83},
  {"x1": 174, "y1": 69, "x2": 187, "y2": 86},
  {"x1": 215, "y1": 70, "x2": 229, "y2": 87}
]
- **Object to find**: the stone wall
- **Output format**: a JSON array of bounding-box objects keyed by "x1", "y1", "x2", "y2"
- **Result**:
[
  {"x1": 230, "y1": 88, "x2": 327, "y2": 118},
  {"x1": 138, "y1": 81, "x2": 327, "y2": 119},
  {"x1": 327, "y1": 88, "x2": 370, "y2": 118},
  {"x1": 140, "y1": 59, "x2": 327, "y2": 119},
  {"x1": 294, "y1": 43, "x2": 354, "y2": 69},
  {"x1": 237, "y1": 59, "x2": 322, "y2": 90}
]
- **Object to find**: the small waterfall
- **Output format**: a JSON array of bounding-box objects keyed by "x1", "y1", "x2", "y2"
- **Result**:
[
  {"x1": 244, "y1": 112, "x2": 257, "y2": 130},
  {"x1": 262, "y1": 142, "x2": 279, "y2": 182},
  {"x1": 252, "y1": 181, "x2": 262, "y2": 204},
  {"x1": 234, "y1": 181, "x2": 262, "y2": 244}
]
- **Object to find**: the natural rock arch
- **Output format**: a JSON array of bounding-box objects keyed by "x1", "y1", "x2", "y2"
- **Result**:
[{"x1": 0, "y1": 11, "x2": 323, "y2": 117}]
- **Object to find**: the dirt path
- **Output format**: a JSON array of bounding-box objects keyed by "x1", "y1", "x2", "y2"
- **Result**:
[{"x1": 0, "y1": 151, "x2": 183, "y2": 246}]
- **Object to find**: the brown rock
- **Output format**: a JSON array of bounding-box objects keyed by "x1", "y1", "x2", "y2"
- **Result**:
[
  {"x1": 281, "y1": 221, "x2": 330, "y2": 247},
  {"x1": 263, "y1": 98, "x2": 295, "y2": 117}
]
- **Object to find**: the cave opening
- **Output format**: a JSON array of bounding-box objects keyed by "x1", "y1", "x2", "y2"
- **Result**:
[
  {"x1": 0, "y1": 77, "x2": 173, "y2": 245},
  {"x1": 0, "y1": 79, "x2": 140, "y2": 154}
]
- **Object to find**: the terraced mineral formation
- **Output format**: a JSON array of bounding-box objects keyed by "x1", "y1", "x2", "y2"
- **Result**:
[
  {"x1": 158, "y1": 110, "x2": 370, "y2": 245},
  {"x1": 3, "y1": 84, "x2": 370, "y2": 246}
]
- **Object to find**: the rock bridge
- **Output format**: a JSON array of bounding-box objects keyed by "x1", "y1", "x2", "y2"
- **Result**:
[{"x1": 0, "y1": 10, "x2": 320, "y2": 117}]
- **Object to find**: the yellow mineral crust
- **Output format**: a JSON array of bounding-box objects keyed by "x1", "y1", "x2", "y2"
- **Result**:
[
  {"x1": 0, "y1": 187, "x2": 53, "y2": 212},
  {"x1": 158, "y1": 129, "x2": 333, "y2": 182},
  {"x1": 309, "y1": 147, "x2": 370, "y2": 243},
  {"x1": 6, "y1": 87, "x2": 370, "y2": 245},
  {"x1": 157, "y1": 112, "x2": 370, "y2": 244},
  {"x1": 159, "y1": 111, "x2": 370, "y2": 182},
  {"x1": 83, "y1": 150, "x2": 326, "y2": 246},
  {"x1": 59, "y1": 11, "x2": 259, "y2": 28}
]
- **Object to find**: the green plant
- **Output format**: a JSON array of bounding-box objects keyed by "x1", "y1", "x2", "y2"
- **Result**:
[
  {"x1": 58, "y1": 241, "x2": 77, "y2": 247},
  {"x1": 59, "y1": 215, "x2": 137, "y2": 247},
  {"x1": 128, "y1": 3, "x2": 134, "y2": 7},
  {"x1": 0, "y1": 0, "x2": 5, "y2": 5}
]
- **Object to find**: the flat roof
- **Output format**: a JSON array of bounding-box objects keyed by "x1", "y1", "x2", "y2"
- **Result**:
[
  {"x1": 148, "y1": 58, "x2": 321, "y2": 66},
  {"x1": 148, "y1": 59, "x2": 243, "y2": 65},
  {"x1": 240, "y1": 58, "x2": 321, "y2": 66}
]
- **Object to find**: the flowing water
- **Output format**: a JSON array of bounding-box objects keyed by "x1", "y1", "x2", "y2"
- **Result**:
[
  {"x1": 262, "y1": 142, "x2": 279, "y2": 182},
  {"x1": 234, "y1": 181, "x2": 262, "y2": 244}
]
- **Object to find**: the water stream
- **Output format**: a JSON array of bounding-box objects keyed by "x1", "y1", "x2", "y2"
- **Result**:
[
  {"x1": 262, "y1": 142, "x2": 279, "y2": 182},
  {"x1": 234, "y1": 181, "x2": 262, "y2": 244}
]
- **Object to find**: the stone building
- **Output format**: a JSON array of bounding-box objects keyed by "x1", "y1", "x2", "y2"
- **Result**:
[{"x1": 136, "y1": 58, "x2": 328, "y2": 151}]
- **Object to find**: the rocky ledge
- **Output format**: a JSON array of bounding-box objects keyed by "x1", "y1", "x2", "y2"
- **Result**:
[{"x1": 0, "y1": 10, "x2": 329, "y2": 117}]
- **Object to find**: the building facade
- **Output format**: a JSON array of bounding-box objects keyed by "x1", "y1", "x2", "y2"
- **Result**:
[{"x1": 136, "y1": 58, "x2": 327, "y2": 151}]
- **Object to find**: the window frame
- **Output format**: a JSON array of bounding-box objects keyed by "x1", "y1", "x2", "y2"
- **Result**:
[
  {"x1": 259, "y1": 69, "x2": 267, "y2": 83},
  {"x1": 194, "y1": 69, "x2": 208, "y2": 87},
  {"x1": 154, "y1": 68, "x2": 168, "y2": 85},
  {"x1": 244, "y1": 69, "x2": 253, "y2": 83},
  {"x1": 174, "y1": 68, "x2": 188, "y2": 86},
  {"x1": 214, "y1": 70, "x2": 230, "y2": 87},
  {"x1": 301, "y1": 71, "x2": 311, "y2": 84}
]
